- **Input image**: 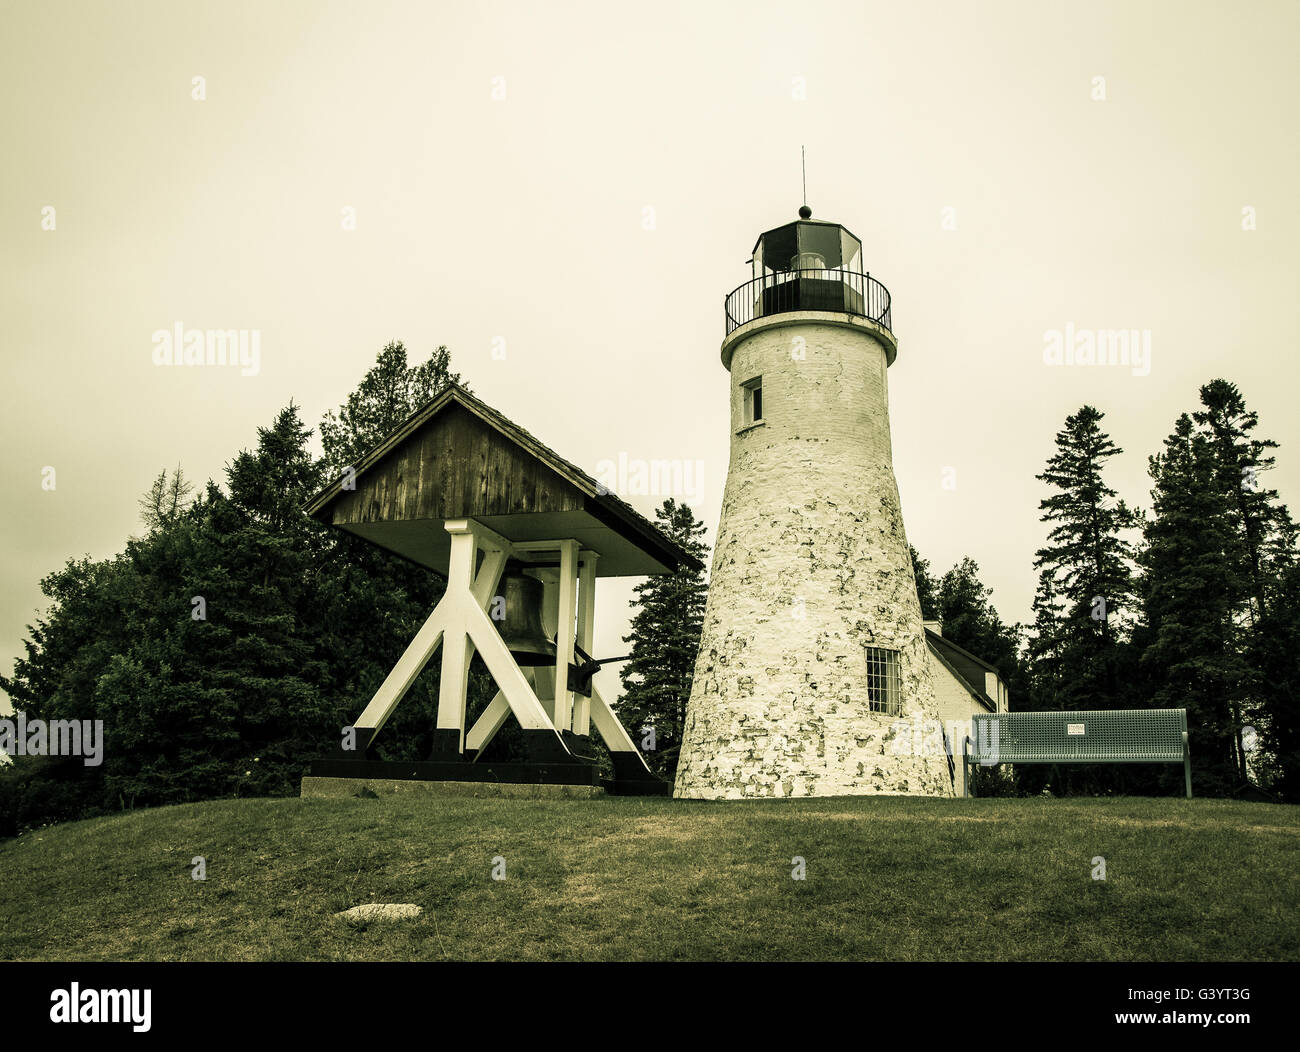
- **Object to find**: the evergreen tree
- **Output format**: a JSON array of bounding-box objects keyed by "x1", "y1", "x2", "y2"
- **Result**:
[
  {"x1": 934, "y1": 557, "x2": 1025, "y2": 699},
  {"x1": 2, "y1": 342, "x2": 476, "y2": 830},
  {"x1": 1249, "y1": 560, "x2": 1300, "y2": 799},
  {"x1": 319, "y1": 342, "x2": 463, "y2": 478},
  {"x1": 1189, "y1": 380, "x2": 1299, "y2": 792},
  {"x1": 910, "y1": 546, "x2": 940, "y2": 621},
  {"x1": 138, "y1": 466, "x2": 194, "y2": 532},
  {"x1": 1193, "y1": 380, "x2": 1297, "y2": 622},
  {"x1": 1140, "y1": 414, "x2": 1251, "y2": 794},
  {"x1": 80, "y1": 406, "x2": 335, "y2": 804},
  {"x1": 1028, "y1": 406, "x2": 1138, "y2": 711},
  {"x1": 202, "y1": 405, "x2": 333, "y2": 794},
  {"x1": 1026, "y1": 572, "x2": 1068, "y2": 710},
  {"x1": 0, "y1": 554, "x2": 136, "y2": 825},
  {"x1": 616, "y1": 500, "x2": 709, "y2": 781}
]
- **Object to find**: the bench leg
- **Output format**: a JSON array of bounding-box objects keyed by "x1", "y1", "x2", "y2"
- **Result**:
[{"x1": 1183, "y1": 732, "x2": 1192, "y2": 799}]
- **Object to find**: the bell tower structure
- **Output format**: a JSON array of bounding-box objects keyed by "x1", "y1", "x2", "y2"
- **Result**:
[{"x1": 674, "y1": 207, "x2": 953, "y2": 799}]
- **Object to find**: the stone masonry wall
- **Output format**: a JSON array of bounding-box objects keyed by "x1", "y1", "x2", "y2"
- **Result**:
[{"x1": 674, "y1": 316, "x2": 954, "y2": 799}]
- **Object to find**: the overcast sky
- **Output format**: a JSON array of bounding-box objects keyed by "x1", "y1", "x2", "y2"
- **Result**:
[{"x1": 2, "y1": 0, "x2": 1298, "y2": 716}]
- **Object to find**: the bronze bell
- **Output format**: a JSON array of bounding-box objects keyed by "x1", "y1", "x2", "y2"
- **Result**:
[{"x1": 492, "y1": 571, "x2": 557, "y2": 665}]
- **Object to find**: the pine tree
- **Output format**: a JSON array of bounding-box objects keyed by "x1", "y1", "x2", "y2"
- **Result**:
[
  {"x1": 319, "y1": 342, "x2": 463, "y2": 478},
  {"x1": 1249, "y1": 560, "x2": 1300, "y2": 799},
  {"x1": 1193, "y1": 380, "x2": 1297, "y2": 622},
  {"x1": 1027, "y1": 572, "x2": 1068, "y2": 710},
  {"x1": 138, "y1": 465, "x2": 194, "y2": 531},
  {"x1": 1028, "y1": 406, "x2": 1138, "y2": 711},
  {"x1": 616, "y1": 500, "x2": 709, "y2": 781},
  {"x1": 934, "y1": 557, "x2": 1025, "y2": 698},
  {"x1": 1190, "y1": 380, "x2": 1299, "y2": 792},
  {"x1": 202, "y1": 404, "x2": 334, "y2": 794},
  {"x1": 1140, "y1": 414, "x2": 1251, "y2": 794},
  {"x1": 0, "y1": 554, "x2": 136, "y2": 822},
  {"x1": 910, "y1": 546, "x2": 940, "y2": 621}
]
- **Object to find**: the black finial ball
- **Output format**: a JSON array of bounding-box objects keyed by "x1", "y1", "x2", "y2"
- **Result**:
[{"x1": 798, "y1": 204, "x2": 812, "y2": 219}]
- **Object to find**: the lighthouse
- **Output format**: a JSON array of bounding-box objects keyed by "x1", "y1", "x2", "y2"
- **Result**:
[{"x1": 674, "y1": 206, "x2": 954, "y2": 799}]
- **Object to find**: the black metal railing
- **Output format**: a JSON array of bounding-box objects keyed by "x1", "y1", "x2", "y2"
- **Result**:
[{"x1": 724, "y1": 268, "x2": 892, "y2": 336}]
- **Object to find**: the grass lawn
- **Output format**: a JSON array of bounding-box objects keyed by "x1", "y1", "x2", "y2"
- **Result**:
[{"x1": 1, "y1": 793, "x2": 1296, "y2": 961}]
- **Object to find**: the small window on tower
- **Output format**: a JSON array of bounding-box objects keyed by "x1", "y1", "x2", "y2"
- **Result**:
[
  {"x1": 742, "y1": 376, "x2": 763, "y2": 426},
  {"x1": 865, "y1": 646, "x2": 901, "y2": 716}
]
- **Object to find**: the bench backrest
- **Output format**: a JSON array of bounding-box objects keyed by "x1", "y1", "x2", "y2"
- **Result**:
[{"x1": 967, "y1": 708, "x2": 1188, "y2": 764}]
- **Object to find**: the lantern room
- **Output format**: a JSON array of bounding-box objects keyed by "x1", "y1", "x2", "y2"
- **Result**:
[
  {"x1": 752, "y1": 215, "x2": 863, "y2": 275},
  {"x1": 724, "y1": 207, "x2": 893, "y2": 345}
]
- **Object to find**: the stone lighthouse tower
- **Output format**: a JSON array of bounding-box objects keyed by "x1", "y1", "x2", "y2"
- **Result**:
[{"x1": 674, "y1": 207, "x2": 953, "y2": 800}]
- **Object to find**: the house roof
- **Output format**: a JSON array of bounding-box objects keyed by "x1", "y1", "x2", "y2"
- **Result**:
[
  {"x1": 303, "y1": 382, "x2": 705, "y2": 578},
  {"x1": 925, "y1": 628, "x2": 998, "y2": 713},
  {"x1": 926, "y1": 628, "x2": 1001, "y2": 675}
]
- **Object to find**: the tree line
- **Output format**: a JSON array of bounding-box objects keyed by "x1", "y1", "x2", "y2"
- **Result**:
[
  {"x1": 0, "y1": 343, "x2": 481, "y2": 834},
  {"x1": 2, "y1": 354, "x2": 1296, "y2": 834},
  {"x1": 907, "y1": 380, "x2": 1298, "y2": 800}
]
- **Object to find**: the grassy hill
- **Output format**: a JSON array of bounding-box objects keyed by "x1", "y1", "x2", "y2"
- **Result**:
[{"x1": 1, "y1": 793, "x2": 1297, "y2": 961}]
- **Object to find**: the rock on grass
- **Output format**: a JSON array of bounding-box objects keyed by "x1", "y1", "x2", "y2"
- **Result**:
[{"x1": 335, "y1": 903, "x2": 422, "y2": 925}]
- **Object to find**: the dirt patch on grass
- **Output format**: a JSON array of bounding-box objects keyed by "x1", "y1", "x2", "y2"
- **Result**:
[
  {"x1": 562, "y1": 874, "x2": 605, "y2": 905},
  {"x1": 572, "y1": 817, "x2": 716, "y2": 854},
  {"x1": 628, "y1": 815, "x2": 710, "y2": 841}
]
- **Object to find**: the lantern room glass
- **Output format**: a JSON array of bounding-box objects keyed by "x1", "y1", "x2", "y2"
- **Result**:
[{"x1": 752, "y1": 221, "x2": 863, "y2": 275}]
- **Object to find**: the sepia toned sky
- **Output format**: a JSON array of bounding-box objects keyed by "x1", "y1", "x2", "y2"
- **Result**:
[{"x1": 2, "y1": 0, "x2": 1298, "y2": 716}]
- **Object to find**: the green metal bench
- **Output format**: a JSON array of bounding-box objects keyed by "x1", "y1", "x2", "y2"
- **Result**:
[{"x1": 962, "y1": 708, "x2": 1191, "y2": 798}]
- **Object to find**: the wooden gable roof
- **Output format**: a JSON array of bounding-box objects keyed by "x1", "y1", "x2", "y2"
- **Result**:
[{"x1": 304, "y1": 383, "x2": 704, "y2": 578}]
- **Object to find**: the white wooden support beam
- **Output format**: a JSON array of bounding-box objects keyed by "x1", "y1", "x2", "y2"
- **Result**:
[
  {"x1": 573, "y1": 551, "x2": 599, "y2": 736},
  {"x1": 471, "y1": 546, "x2": 509, "y2": 610},
  {"x1": 352, "y1": 602, "x2": 449, "y2": 739},
  {"x1": 535, "y1": 572, "x2": 560, "y2": 723},
  {"x1": 436, "y1": 632, "x2": 474, "y2": 748},
  {"x1": 589, "y1": 683, "x2": 652, "y2": 774},
  {"x1": 465, "y1": 689, "x2": 511, "y2": 754},
  {"x1": 433, "y1": 525, "x2": 481, "y2": 746},
  {"x1": 552, "y1": 540, "x2": 579, "y2": 734},
  {"x1": 429, "y1": 520, "x2": 510, "y2": 753}
]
